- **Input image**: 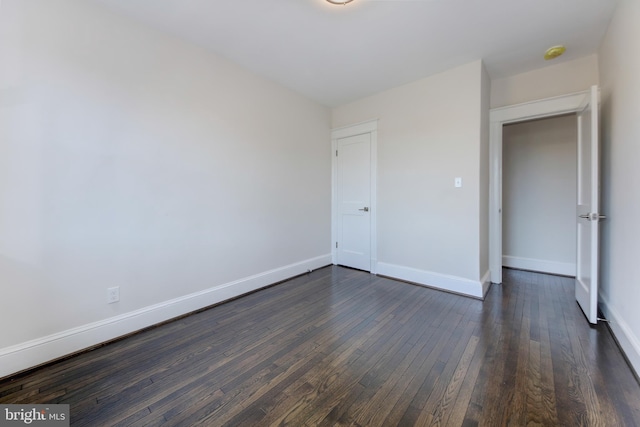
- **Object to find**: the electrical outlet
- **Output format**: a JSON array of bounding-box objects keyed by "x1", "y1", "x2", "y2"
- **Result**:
[{"x1": 107, "y1": 287, "x2": 120, "y2": 304}]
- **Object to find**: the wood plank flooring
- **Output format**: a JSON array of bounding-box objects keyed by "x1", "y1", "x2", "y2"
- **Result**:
[{"x1": 1, "y1": 266, "x2": 639, "y2": 426}]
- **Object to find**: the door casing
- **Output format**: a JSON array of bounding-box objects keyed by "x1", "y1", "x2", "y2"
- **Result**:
[
  {"x1": 490, "y1": 89, "x2": 597, "y2": 284},
  {"x1": 332, "y1": 119, "x2": 378, "y2": 273}
]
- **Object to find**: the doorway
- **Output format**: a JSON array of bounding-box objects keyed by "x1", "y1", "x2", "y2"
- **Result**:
[
  {"x1": 502, "y1": 114, "x2": 577, "y2": 276},
  {"x1": 489, "y1": 89, "x2": 597, "y2": 285}
]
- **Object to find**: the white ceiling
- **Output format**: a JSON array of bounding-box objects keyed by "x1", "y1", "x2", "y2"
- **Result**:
[{"x1": 90, "y1": 0, "x2": 617, "y2": 107}]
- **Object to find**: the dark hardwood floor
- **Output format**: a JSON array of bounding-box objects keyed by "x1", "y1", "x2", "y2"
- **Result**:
[{"x1": 1, "y1": 266, "x2": 639, "y2": 426}]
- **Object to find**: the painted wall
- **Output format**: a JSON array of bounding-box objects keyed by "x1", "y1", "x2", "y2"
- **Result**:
[
  {"x1": 491, "y1": 55, "x2": 600, "y2": 108},
  {"x1": 0, "y1": 0, "x2": 331, "y2": 376},
  {"x1": 332, "y1": 61, "x2": 488, "y2": 297},
  {"x1": 598, "y1": 0, "x2": 640, "y2": 376},
  {"x1": 479, "y1": 63, "x2": 491, "y2": 279},
  {"x1": 502, "y1": 115, "x2": 577, "y2": 275}
]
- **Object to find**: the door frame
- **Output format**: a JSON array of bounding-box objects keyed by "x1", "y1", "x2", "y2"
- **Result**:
[
  {"x1": 332, "y1": 119, "x2": 378, "y2": 273},
  {"x1": 490, "y1": 90, "x2": 595, "y2": 284}
]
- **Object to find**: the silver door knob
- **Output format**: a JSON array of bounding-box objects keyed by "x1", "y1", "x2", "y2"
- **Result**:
[
  {"x1": 579, "y1": 213, "x2": 607, "y2": 221},
  {"x1": 359, "y1": 207, "x2": 369, "y2": 212}
]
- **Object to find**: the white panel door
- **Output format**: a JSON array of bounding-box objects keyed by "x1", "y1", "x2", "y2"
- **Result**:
[
  {"x1": 337, "y1": 133, "x2": 371, "y2": 271},
  {"x1": 575, "y1": 86, "x2": 602, "y2": 325}
]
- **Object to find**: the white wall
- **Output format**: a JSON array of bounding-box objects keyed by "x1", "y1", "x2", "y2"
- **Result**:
[
  {"x1": 502, "y1": 115, "x2": 577, "y2": 275},
  {"x1": 0, "y1": 0, "x2": 331, "y2": 377},
  {"x1": 491, "y1": 55, "x2": 600, "y2": 108},
  {"x1": 479, "y1": 63, "x2": 491, "y2": 281},
  {"x1": 332, "y1": 61, "x2": 488, "y2": 297},
  {"x1": 598, "y1": 0, "x2": 640, "y2": 377}
]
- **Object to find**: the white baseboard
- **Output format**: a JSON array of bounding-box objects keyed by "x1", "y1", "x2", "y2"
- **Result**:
[
  {"x1": 598, "y1": 295, "x2": 640, "y2": 378},
  {"x1": 0, "y1": 254, "x2": 331, "y2": 379},
  {"x1": 376, "y1": 262, "x2": 485, "y2": 299},
  {"x1": 502, "y1": 255, "x2": 576, "y2": 276},
  {"x1": 481, "y1": 270, "x2": 491, "y2": 297}
]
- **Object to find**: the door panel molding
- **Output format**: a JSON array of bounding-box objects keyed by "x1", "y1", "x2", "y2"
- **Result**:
[{"x1": 332, "y1": 119, "x2": 378, "y2": 273}]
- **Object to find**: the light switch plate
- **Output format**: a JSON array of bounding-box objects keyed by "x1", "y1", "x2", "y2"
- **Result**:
[
  {"x1": 107, "y1": 287, "x2": 120, "y2": 304},
  {"x1": 455, "y1": 177, "x2": 462, "y2": 188}
]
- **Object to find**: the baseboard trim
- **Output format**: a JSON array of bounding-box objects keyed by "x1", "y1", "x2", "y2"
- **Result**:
[
  {"x1": 376, "y1": 262, "x2": 485, "y2": 299},
  {"x1": 0, "y1": 254, "x2": 331, "y2": 379},
  {"x1": 481, "y1": 270, "x2": 491, "y2": 297},
  {"x1": 502, "y1": 255, "x2": 575, "y2": 276},
  {"x1": 599, "y1": 295, "x2": 640, "y2": 378}
]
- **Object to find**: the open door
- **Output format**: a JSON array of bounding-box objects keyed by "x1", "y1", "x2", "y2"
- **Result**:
[{"x1": 575, "y1": 86, "x2": 603, "y2": 324}]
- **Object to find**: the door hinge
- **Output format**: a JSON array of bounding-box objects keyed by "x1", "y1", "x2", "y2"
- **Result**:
[
  {"x1": 336, "y1": 150, "x2": 338, "y2": 157},
  {"x1": 336, "y1": 242, "x2": 338, "y2": 248}
]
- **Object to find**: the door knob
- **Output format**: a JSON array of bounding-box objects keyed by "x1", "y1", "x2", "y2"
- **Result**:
[
  {"x1": 579, "y1": 213, "x2": 607, "y2": 221},
  {"x1": 359, "y1": 207, "x2": 369, "y2": 212}
]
